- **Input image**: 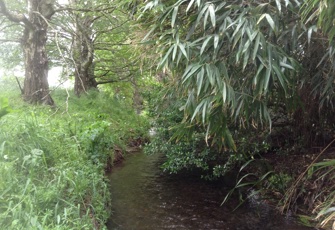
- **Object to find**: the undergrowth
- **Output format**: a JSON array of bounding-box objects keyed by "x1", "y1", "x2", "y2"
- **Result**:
[{"x1": 0, "y1": 84, "x2": 148, "y2": 229}]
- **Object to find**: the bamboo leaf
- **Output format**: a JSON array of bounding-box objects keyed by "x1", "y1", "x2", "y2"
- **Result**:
[
  {"x1": 204, "y1": 5, "x2": 210, "y2": 29},
  {"x1": 240, "y1": 159, "x2": 255, "y2": 172},
  {"x1": 202, "y1": 100, "x2": 208, "y2": 123},
  {"x1": 171, "y1": 6, "x2": 179, "y2": 28},
  {"x1": 186, "y1": 0, "x2": 195, "y2": 12},
  {"x1": 275, "y1": 0, "x2": 282, "y2": 12},
  {"x1": 208, "y1": 4, "x2": 216, "y2": 27},
  {"x1": 233, "y1": 18, "x2": 245, "y2": 38},
  {"x1": 265, "y1": 14, "x2": 275, "y2": 31},
  {"x1": 272, "y1": 64, "x2": 287, "y2": 93},
  {"x1": 242, "y1": 39, "x2": 252, "y2": 54},
  {"x1": 206, "y1": 64, "x2": 216, "y2": 86},
  {"x1": 284, "y1": 0, "x2": 290, "y2": 7},
  {"x1": 196, "y1": 67, "x2": 205, "y2": 95},
  {"x1": 201, "y1": 36, "x2": 212, "y2": 55},
  {"x1": 216, "y1": 2, "x2": 226, "y2": 11},
  {"x1": 191, "y1": 100, "x2": 205, "y2": 121},
  {"x1": 257, "y1": 14, "x2": 267, "y2": 25},
  {"x1": 172, "y1": 44, "x2": 178, "y2": 61},
  {"x1": 242, "y1": 47, "x2": 250, "y2": 70},
  {"x1": 158, "y1": 46, "x2": 174, "y2": 68},
  {"x1": 257, "y1": 14, "x2": 275, "y2": 32},
  {"x1": 222, "y1": 82, "x2": 227, "y2": 102},
  {"x1": 223, "y1": 127, "x2": 236, "y2": 151},
  {"x1": 221, "y1": 61, "x2": 229, "y2": 79},
  {"x1": 252, "y1": 33, "x2": 261, "y2": 61},
  {"x1": 254, "y1": 64, "x2": 264, "y2": 88},
  {"x1": 280, "y1": 61, "x2": 295, "y2": 70},
  {"x1": 214, "y1": 34, "x2": 219, "y2": 50},
  {"x1": 178, "y1": 43, "x2": 189, "y2": 60},
  {"x1": 307, "y1": 25, "x2": 317, "y2": 44},
  {"x1": 182, "y1": 64, "x2": 202, "y2": 82},
  {"x1": 196, "y1": 5, "x2": 208, "y2": 27}
]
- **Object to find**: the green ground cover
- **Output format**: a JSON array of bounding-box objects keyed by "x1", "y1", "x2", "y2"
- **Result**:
[{"x1": 0, "y1": 82, "x2": 149, "y2": 229}]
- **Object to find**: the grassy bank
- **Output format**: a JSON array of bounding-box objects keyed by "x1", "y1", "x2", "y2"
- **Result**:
[{"x1": 0, "y1": 85, "x2": 149, "y2": 229}]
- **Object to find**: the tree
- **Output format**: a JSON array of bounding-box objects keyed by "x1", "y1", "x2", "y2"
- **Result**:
[
  {"x1": 0, "y1": 0, "x2": 55, "y2": 105},
  {"x1": 51, "y1": 0, "x2": 140, "y2": 96},
  {"x1": 69, "y1": 0, "x2": 97, "y2": 96}
]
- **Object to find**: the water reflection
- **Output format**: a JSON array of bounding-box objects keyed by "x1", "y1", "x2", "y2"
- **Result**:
[{"x1": 107, "y1": 152, "x2": 315, "y2": 230}]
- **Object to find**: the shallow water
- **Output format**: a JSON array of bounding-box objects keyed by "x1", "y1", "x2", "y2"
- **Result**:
[{"x1": 107, "y1": 152, "x2": 315, "y2": 230}]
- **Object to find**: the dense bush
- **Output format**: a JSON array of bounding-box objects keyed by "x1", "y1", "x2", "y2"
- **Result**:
[{"x1": 144, "y1": 86, "x2": 270, "y2": 180}]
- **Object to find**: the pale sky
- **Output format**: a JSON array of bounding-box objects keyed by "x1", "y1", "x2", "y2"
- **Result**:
[{"x1": 58, "y1": 0, "x2": 69, "y2": 5}]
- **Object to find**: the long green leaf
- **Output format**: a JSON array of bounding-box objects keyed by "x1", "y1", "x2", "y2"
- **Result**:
[
  {"x1": 178, "y1": 43, "x2": 189, "y2": 60},
  {"x1": 252, "y1": 32, "x2": 261, "y2": 61},
  {"x1": 213, "y1": 34, "x2": 219, "y2": 50},
  {"x1": 280, "y1": 61, "x2": 295, "y2": 70},
  {"x1": 275, "y1": 0, "x2": 282, "y2": 12},
  {"x1": 257, "y1": 13, "x2": 276, "y2": 32},
  {"x1": 171, "y1": 6, "x2": 179, "y2": 28},
  {"x1": 186, "y1": 0, "x2": 195, "y2": 12},
  {"x1": 265, "y1": 14, "x2": 276, "y2": 31},
  {"x1": 196, "y1": 67, "x2": 205, "y2": 95},
  {"x1": 208, "y1": 4, "x2": 216, "y2": 27},
  {"x1": 264, "y1": 66, "x2": 271, "y2": 92},
  {"x1": 272, "y1": 64, "x2": 287, "y2": 93},
  {"x1": 200, "y1": 36, "x2": 212, "y2": 55},
  {"x1": 172, "y1": 44, "x2": 178, "y2": 60},
  {"x1": 182, "y1": 64, "x2": 202, "y2": 82}
]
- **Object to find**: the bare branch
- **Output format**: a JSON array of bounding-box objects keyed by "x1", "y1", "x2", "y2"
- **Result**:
[
  {"x1": 96, "y1": 74, "x2": 132, "y2": 85},
  {"x1": 0, "y1": 38, "x2": 20, "y2": 43},
  {"x1": 0, "y1": 0, "x2": 32, "y2": 27},
  {"x1": 54, "y1": 5, "x2": 117, "y2": 14}
]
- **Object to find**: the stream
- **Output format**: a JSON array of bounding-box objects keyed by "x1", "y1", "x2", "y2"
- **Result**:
[{"x1": 106, "y1": 151, "x2": 315, "y2": 230}]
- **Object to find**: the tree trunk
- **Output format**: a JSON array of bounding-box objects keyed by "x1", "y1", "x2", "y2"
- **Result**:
[
  {"x1": 73, "y1": 8, "x2": 97, "y2": 96},
  {"x1": 22, "y1": 25, "x2": 54, "y2": 105},
  {"x1": 73, "y1": 56, "x2": 97, "y2": 96},
  {"x1": 0, "y1": 0, "x2": 55, "y2": 105},
  {"x1": 22, "y1": 0, "x2": 55, "y2": 105}
]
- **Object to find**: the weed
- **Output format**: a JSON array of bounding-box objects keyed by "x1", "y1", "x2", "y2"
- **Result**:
[{"x1": 0, "y1": 87, "x2": 149, "y2": 229}]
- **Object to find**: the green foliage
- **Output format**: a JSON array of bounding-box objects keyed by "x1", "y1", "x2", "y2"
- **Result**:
[
  {"x1": 0, "y1": 97, "x2": 11, "y2": 119},
  {"x1": 140, "y1": 0, "x2": 305, "y2": 149},
  {"x1": 144, "y1": 86, "x2": 220, "y2": 176},
  {"x1": 0, "y1": 85, "x2": 149, "y2": 229},
  {"x1": 139, "y1": 0, "x2": 335, "y2": 153},
  {"x1": 297, "y1": 214, "x2": 316, "y2": 228},
  {"x1": 0, "y1": 113, "x2": 108, "y2": 229},
  {"x1": 302, "y1": 0, "x2": 335, "y2": 43},
  {"x1": 145, "y1": 86, "x2": 270, "y2": 179},
  {"x1": 0, "y1": 75, "x2": 23, "y2": 94},
  {"x1": 307, "y1": 159, "x2": 335, "y2": 228},
  {"x1": 139, "y1": 4, "x2": 335, "y2": 227},
  {"x1": 0, "y1": 44, "x2": 22, "y2": 69},
  {"x1": 222, "y1": 159, "x2": 274, "y2": 209},
  {"x1": 266, "y1": 172, "x2": 292, "y2": 194}
]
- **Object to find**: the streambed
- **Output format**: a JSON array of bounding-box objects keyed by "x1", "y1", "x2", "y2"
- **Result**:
[{"x1": 106, "y1": 151, "x2": 315, "y2": 230}]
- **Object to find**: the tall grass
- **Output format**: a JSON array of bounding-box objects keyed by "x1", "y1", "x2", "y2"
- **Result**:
[{"x1": 0, "y1": 83, "x2": 149, "y2": 229}]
